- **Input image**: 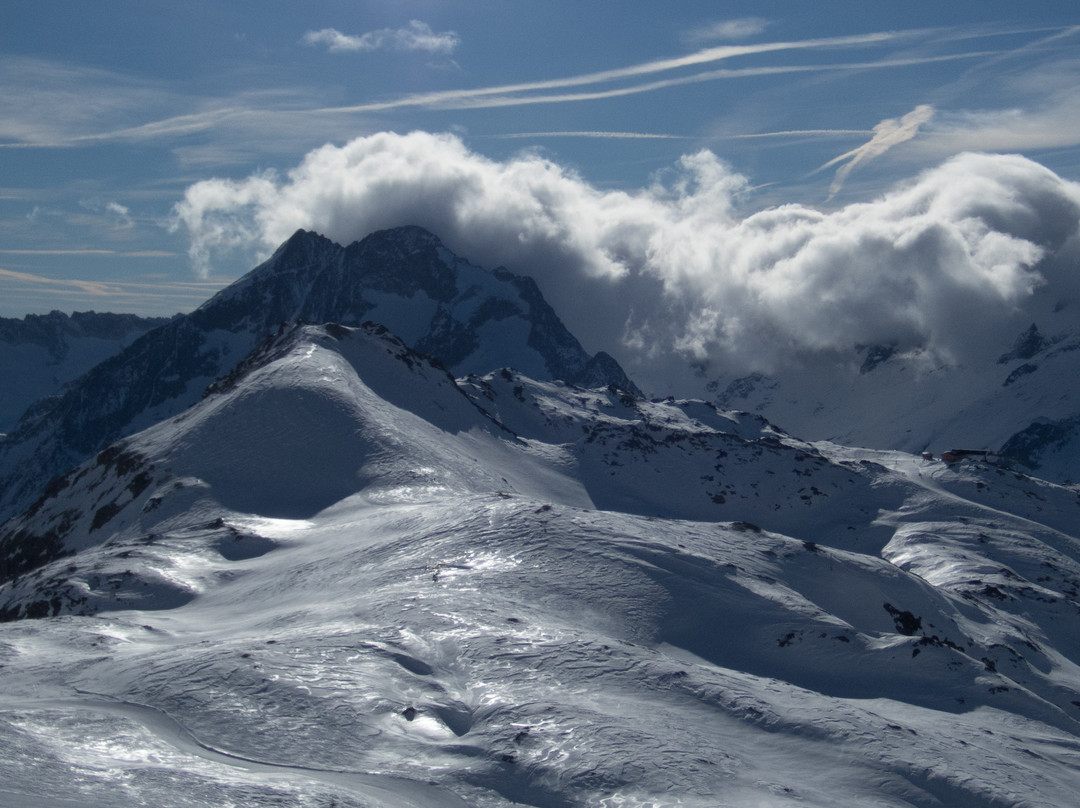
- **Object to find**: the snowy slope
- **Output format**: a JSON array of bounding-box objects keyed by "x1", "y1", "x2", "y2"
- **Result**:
[
  {"x1": 2, "y1": 321, "x2": 1080, "y2": 807},
  {"x1": 707, "y1": 312, "x2": 1080, "y2": 484}
]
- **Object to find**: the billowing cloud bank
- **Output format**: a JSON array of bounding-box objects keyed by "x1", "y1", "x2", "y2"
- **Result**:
[{"x1": 171, "y1": 131, "x2": 1080, "y2": 384}]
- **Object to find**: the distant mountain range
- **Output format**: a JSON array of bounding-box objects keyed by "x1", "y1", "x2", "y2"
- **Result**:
[
  {"x1": 0, "y1": 309, "x2": 172, "y2": 433},
  {"x1": 703, "y1": 319, "x2": 1080, "y2": 485}
]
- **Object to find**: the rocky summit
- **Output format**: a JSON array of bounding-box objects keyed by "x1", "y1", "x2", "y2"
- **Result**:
[{"x1": 0, "y1": 226, "x2": 636, "y2": 523}]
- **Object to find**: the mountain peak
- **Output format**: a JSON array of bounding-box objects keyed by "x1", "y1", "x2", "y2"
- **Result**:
[
  {"x1": 210, "y1": 225, "x2": 637, "y2": 392},
  {"x1": 998, "y1": 322, "x2": 1050, "y2": 365},
  {"x1": 361, "y1": 224, "x2": 446, "y2": 249},
  {"x1": 267, "y1": 227, "x2": 340, "y2": 267},
  {"x1": 0, "y1": 226, "x2": 638, "y2": 521}
]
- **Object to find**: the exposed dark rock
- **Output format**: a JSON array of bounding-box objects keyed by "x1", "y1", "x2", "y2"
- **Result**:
[
  {"x1": 883, "y1": 603, "x2": 922, "y2": 636},
  {"x1": 1001, "y1": 416, "x2": 1080, "y2": 471},
  {"x1": 1003, "y1": 362, "x2": 1040, "y2": 387},
  {"x1": 998, "y1": 323, "x2": 1049, "y2": 364},
  {"x1": 859, "y1": 343, "x2": 898, "y2": 374}
]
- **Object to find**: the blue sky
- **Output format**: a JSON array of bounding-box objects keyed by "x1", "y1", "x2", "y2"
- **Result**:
[{"x1": 2, "y1": 1, "x2": 1080, "y2": 339}]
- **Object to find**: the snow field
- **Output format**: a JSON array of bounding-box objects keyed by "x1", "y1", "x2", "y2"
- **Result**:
[{"x1": 3, "y1": 323, "x2": 1080, "y2": 805}]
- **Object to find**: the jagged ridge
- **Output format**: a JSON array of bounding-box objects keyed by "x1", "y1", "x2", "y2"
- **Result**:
[{"x1": 0, "y1": 226, "x2": 638, "y2": 522}]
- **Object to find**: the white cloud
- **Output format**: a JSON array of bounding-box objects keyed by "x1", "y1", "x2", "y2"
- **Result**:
[
  {"x1": 913, "y1": 85, "x2": 1080, "y2": 159},
  {"x1": 79, "y1": 198, "x2": 134, "y2": 230},
  {"x1": 302, "y1": 21, "x2": 459, "y2": 55},
  {"x1": 170, "y1": 132, "x2": 1080, "y2": 389},
  {"x1": 684, "y1": 18, "x2": 770, "y2": 43},
  {"x1": 816, "y1": 105, "x2": 935, "y2": 198}
]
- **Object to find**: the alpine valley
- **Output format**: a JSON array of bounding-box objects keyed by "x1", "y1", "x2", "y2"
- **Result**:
[{"x1": 2, "y1": 226, "x2": 1080, "y2": 807}]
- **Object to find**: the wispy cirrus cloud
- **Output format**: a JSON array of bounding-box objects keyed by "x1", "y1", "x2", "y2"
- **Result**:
[
  {"x1": 6, "y1": 23, "x2": 1079, "y2": 195},
  {"x1": 0, "y1": 29, "x2": 948, "y2": 152},
  {"x1": 493, "y1": 131, "x2": 690, "y2": 140},
  {"x1": 0, "y1": 267, "x2": 225, "y2": 315},
  {"x1": 327, "y1": 55, "x2": 991, "y2": 115},
  {"x1": 909, "y1": 56, "x2": 1080, "y2": 159},
  {"x1": 0, "y1": 55, "x2": 366, "y2": 154},
  {"x1": 723, "y1": 129, "x2": 872, "y2": 140},
  {"x1": 0, "y1": 57, "x2": 170, "y2": 148},
  {"x1": 321, "y1": 30, "x2": 911, "y2": 114},
  {"x1": 0, "y1": 267, "x2": 127, "y2": 296},
  {"x1": 0, "y1": 249, "x2": 175, "y2": 257},
  {"x1": 808, "y1": 30, "x2": 1080, "y2": 191},
  {"x1": 683, "y1": 17, "x2": 770, "y2": 43},
  {"x1": 816, "y1": 105, "x2": 936, "y2": 198},
  {"x1": 302, "y1": 21, "x2": 459, "y2": 55}
]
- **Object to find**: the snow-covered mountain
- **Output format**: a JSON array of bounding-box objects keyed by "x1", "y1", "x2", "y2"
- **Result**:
[
  {"x1": 3, "y1": 225, "x2": 1080, "y2": 806},
  {"x1": 0, "y1": 310, "x2": 171, "y2": 434},
  {"x1": 2, "y1": 319, "x2": 1080, "y2": 806},
  {"x1": 705, "y1": 312, "x2": 1080, "y2": 485},
  {"x1": 0, "y1": 226, "x2": 635, "y2": 523}
]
